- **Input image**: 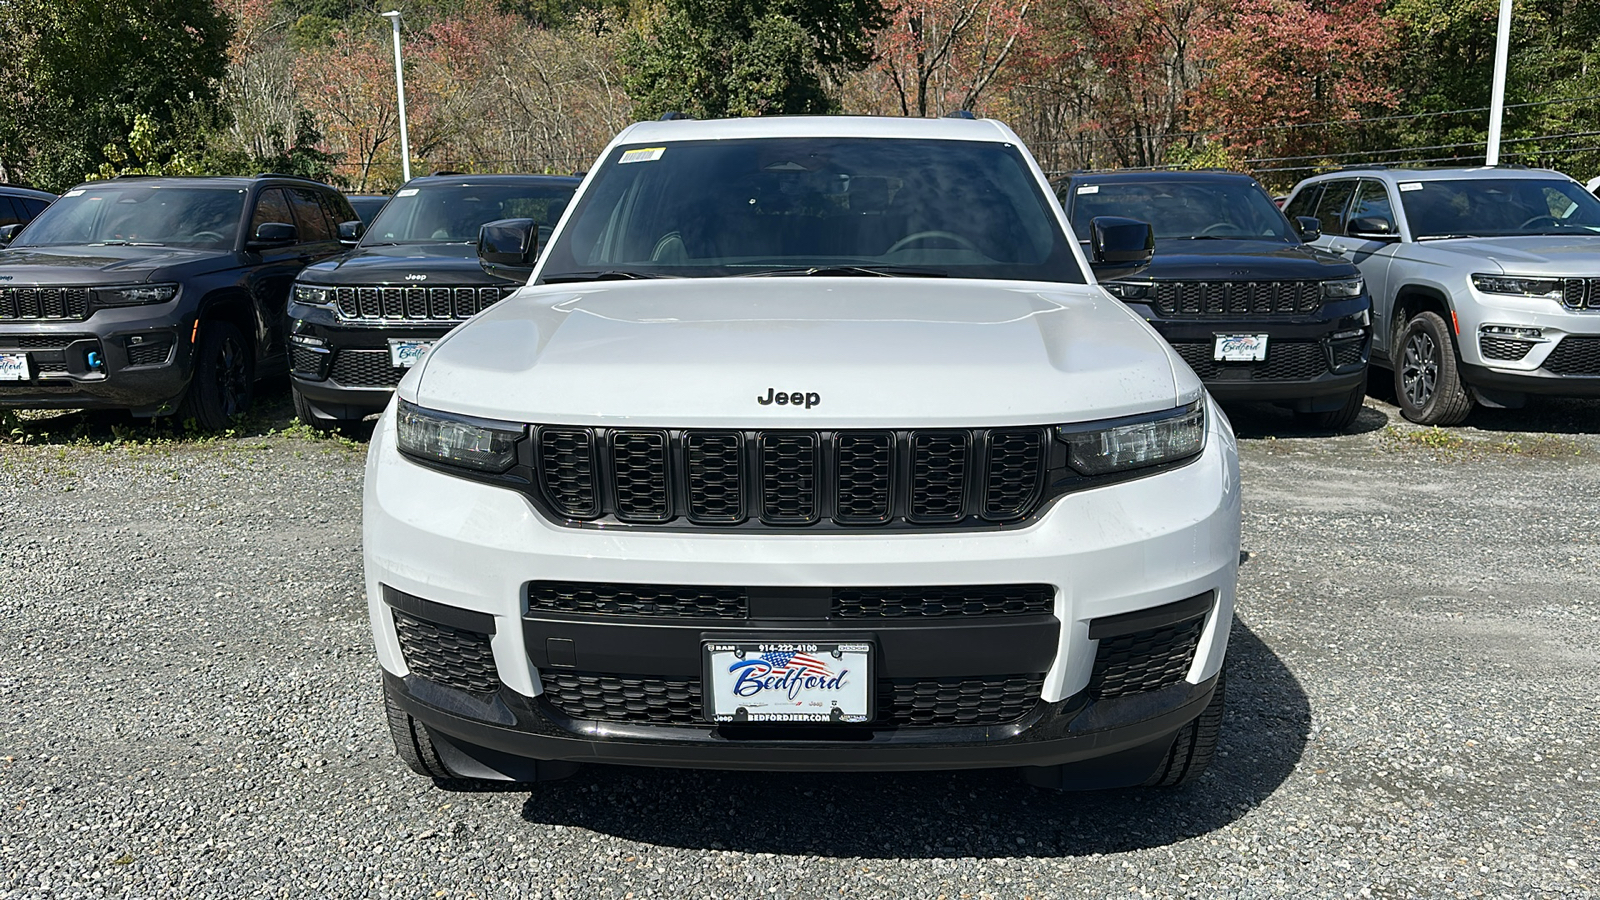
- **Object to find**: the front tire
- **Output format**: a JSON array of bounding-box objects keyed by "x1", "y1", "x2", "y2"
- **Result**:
[
  {"x1": 293, "y1": 388, "x2": 357, "y2": 432},
  {"x1": 1297, "y1": 372, "x2": 1368, "y2": 432},
  {"x1": 1144, "y1": 666, "x2": 1225, "y2": 787},
  {"x1": 1395, "y1": 311, "x2": 1472, "y2": 426},
  {"x1": 177, "y1": 322, "x2": 253, "y2": 430},
  {"x1": 384, "y1": 682, "x2": 452, "y2": 779}
]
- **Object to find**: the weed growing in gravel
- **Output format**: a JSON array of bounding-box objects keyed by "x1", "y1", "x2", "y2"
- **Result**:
[
  {"x1": 1384, "y1": 426, "x2": 1466, "y2": 452},
  {"x1": 0, "y1": 392, "x2": 370, "y2": 452},
  {"x1": 1492, "y1": 434, "x2": 1585, "y2": 458}
]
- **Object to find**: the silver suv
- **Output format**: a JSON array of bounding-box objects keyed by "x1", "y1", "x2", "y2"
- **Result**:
[{"x1": 1283, "y1": 167, "x2": 1600, "y2": 424}]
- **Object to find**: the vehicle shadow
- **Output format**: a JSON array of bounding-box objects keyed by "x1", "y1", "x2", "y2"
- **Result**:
[
  {"x1": 512, "y1": 619, "x2": 1309, "y2": 859},
  {"x1": 1220, "y1": 398, "x2": 1391, "y2": 440},
  {"x1": 1457, "y1": 397, "x2": 1600, "y2": 435}
]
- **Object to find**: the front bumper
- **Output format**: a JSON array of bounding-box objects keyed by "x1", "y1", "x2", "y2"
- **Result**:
[
  {"x1": 287, "y1": 301, "x2": 458, "y2": 421},
  {"x1": 0, "y1": 306, "x2": 193, "y2": 414},
  {"x1": 363, "y1": 399, "x2": 1241, "y2": 778},
  {"x1": 1451, "y1": 295, "x2": 1600, "y2": 397}
]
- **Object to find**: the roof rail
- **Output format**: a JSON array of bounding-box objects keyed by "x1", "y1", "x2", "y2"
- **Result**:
[
  {"x1": 428, "y1": 169, "x2": 465, "y2": 177},
  {"x1": 254, "y1": 171, "x2": 322, "y2": 181},
  {"x1": 112, "y1": 173, "x2": 155, "y2": 179},
  {"x1": 1335, "y1": 164, "x2": 1391, "y2": 171},
  {"x1": 943, "y1": 110, "x2": 977, "y2": 120},
  {"x1": 658, "y1": 111, "x2": 694, "y2": 121}
]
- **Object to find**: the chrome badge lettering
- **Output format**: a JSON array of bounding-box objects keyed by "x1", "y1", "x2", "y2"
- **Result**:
[
  {"x1": 756, "y1": 387, "x2": 820, "y2": 408},
  {"x1": 405, "y1": 274, "x2": 428, "y2": 281}
]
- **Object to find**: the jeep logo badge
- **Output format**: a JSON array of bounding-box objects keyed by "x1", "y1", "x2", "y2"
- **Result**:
[
  {"x1": 405, "y1": 274, "x2": 427, "y2": 281},
  {"x1": 758, "y1": 388, "x2": 820, "y2": 409}
]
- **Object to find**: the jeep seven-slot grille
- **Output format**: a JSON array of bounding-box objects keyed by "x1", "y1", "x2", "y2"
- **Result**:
[
  {"x1": 1153, "y1": 281, "x2": 1322, "y2": 317},
  {"x1": 0, "y1": 286, "x2": 92, "y2": 320},
  {"x1": 539, "y1": 672, "x2": 1044, "y2": 727},
  {"x1": 334, "y1": 285, "x2": 511, "y2": 321},
  {"x1": 1174, "y1": 341, "x2": 1330, "y2": 381},
  {"x1": 1542, "y1": 337, "x2": 1600, "y2": 375},
  {"x1": 534, "y1": 428, "x2": 1048, "y2": 529},
  {"x1": 1561, "y1": 278, "x2": 1600, "y2": 310},
  {"x1": 524, "y1": 581, "x2": 1055, "y2": 619}
]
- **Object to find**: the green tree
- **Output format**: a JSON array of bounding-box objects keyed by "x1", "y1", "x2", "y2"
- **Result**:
[
  {"x1": 0, "y1": 0, "x2": 232, "y2": 192},
  {"x1": 621, "y1": 0, "x2": 885, "y2": 119}
]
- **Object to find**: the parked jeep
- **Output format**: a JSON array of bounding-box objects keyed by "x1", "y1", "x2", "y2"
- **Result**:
[
  {"x1": 0, "y1": 175, "x2": 354, "y2": 428},
  {"x1": 1058, "y1": 170, "x2": 1372, "y2": 430},
  {"x1": 0, "y1": 184, "x2": 56, "y2": 236},
  {"x1": 1284, "y1": 166, "x2": 1600, "y2": 424},
  {"x1": 285, "y1": 173, "x2": 581, "y2": 428}
]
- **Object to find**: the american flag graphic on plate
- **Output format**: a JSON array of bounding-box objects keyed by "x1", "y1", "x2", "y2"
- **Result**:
[{"x1": 704, "y1": 642, "x2": 873, "y2": 723}]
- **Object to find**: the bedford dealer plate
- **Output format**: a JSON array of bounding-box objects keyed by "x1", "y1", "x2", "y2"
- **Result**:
[
  {"x1": 703, "y1": 641, "x2": 872, "y2": 724},
  {"x1": 1214, "y1": 333, "x2": 1268, "y2": 362},
  {"x1": 387, "y1": 339, "x2": 435, "y2": 368},
  {"x1": 0, "y1": 352, "x2": 30, "y2": 381}
]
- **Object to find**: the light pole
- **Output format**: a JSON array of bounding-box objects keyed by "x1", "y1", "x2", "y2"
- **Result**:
[
  {"x1": 381, "y1": 10, "x2": 412, "y2": 183},
  {"x1": 1485, "y1": 0, "x2": 1513, "y2": 166}
]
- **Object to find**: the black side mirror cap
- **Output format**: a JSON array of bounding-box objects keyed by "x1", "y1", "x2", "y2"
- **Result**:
[
  {"x1": 478, "y1": 218, "x2": 538, "y2": 273},
  {"x1": 337, "y1": 220, "x2": 363, "y2": 245},
  {"x1": 0, "y1": 223, "x2": 22, "y2": 246},
  {"x1": 247, "y1": 221, "x2": 298, "y2": 248},
  {"x1": 1294, "y1": 216, "x2": 1322, "y2": 242},
  {"x1": 1346, "y1": 216, "x2": 1396, "y2": 239},
  {"x1": 1088, "y1": 216, "x2": 1154, "y2": 280}
]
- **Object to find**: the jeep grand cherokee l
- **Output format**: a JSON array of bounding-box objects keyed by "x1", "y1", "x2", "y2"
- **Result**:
[
  {"x1": 1285, "y1": 166, "x2": 1600, "y2": 424},
  {"x1": 286, "y1": 174, "x2": 579, "y2": 428},
  {"x1": 1059, "y1": 171, "x2": 1372, "y2": 430},
  {"x1": 0, "y1": 175, "x2": 354, "y2": 428},
  {"x1": 367, "y1": 115, "x2": 1241, "y2": 791}
]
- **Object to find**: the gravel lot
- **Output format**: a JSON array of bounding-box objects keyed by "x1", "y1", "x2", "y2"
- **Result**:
[{"x1": 2, "y1": 387, "x2": 1598, "y2": 899}]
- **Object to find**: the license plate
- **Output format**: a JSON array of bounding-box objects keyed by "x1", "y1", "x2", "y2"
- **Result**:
[
  {"x1": 703, "y1": 641, "x2": 873, "y2": 724},
  {"x1": 1214, "y1": 333, "x2": 1268, "y2": 362},
  {"x1": 387, "y1": 339, "x2": 435, "y2": 368},
  {"x1": 0, "y1": 352, "x2": 29, "y2": 381}
]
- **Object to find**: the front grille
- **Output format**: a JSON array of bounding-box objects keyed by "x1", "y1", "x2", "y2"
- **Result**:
[
  {"x1": 1089, "y1": 617, "x2": 1204, "y2": 700},
  {"x1": 1175, "y1": 341, "x2": 1330, "y2": 381},
  {"x1": 525, "y1": 581, "x2": 1054, "y2": 620},
  {"x1": 1543, "y1": 337, "x2": 1600, "y2": 375},
  {"x1": 0, "y1": 335, "x2": 88, "y2": 351},
  {"x1": 0, "y1": 286, "x2": 91, "y2": 320},
  {"x1": 1480, "y1": 336, "x2": 1534, "y2": 362},
  {"x1": 328, "y1": 349, "x2": 405, "y2": 387},
  {"x1": 124, "y1": 335, "x2": 173, "y2": 366},
  {"x1": 540, "y1": 672, "x2": 1043, "y2": 727},
  {"x1": 1561, "y1": 278, "x2": 1600, "y2": 310},
  {"x1": 334, "y1": 285, "x2": 510, "y2": 321},
  {"x1": 1153, "y1": 281, "x2": 1321, "y2": 317},
  {"x1": 535, "y1": 427, "x2": 1048, "y2": 529},
  {"x1": 393, "y1": 610, "x2": 500, "y2": 694}
]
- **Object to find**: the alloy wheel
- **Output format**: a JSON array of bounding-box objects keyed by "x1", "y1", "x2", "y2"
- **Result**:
[{"x1": 1401, "y1": 330, "x2": 1438, "y2": 410}]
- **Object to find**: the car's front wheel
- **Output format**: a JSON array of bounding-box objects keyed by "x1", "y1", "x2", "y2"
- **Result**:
[
  {"x1": 1395, "y1": 311, "x2": 1473, "y2": 426},
  {"x1": 1296, "y1": 372, "x2": 1368, "y2": 432},
  {"x1": 1144, "y1": 666, "x2": 1226, "y2": 787},
  {"x1": 293, "y1": 388, "x2": 358, "y2": 432},
  {"x1": 177, "y1": 321, "x2": 253, "y2": 430}
]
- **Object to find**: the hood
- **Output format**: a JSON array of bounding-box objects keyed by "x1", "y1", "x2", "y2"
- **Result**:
[
  {"x1": 1416, "y1": 235, "x2": 1600, "y2": 275},
  {"x1": 1139, "y1": 239, "x2": 1356, "y2": 280},
  {"x1": 0, "y1": 245, "x2": 234, "y2": 285},
  {"x1": 404, "y1": 277, "x2": 1196, "y2": 428},
  {"x1": 299, "y1": 242, "x2": 516, "y2": 287}
]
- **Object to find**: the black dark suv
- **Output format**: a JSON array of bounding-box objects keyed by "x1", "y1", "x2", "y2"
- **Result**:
[
  {"x1": 1058, "y1": 171, "x2": 1373, "y2": 430},
  {"x1": 0, "y1": 175, "x2": 354, "y2": 428},
  {"x1": 0, "y1": 185, "x2": 56, "y2": 234},
  {"x1": 285, "y1": 173, "x2": 580, "y2": 427}
]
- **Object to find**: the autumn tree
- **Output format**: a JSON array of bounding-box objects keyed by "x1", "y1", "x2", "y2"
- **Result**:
[{"x1": 868, "y1": 0, "x2": 1033, "y2": 118}]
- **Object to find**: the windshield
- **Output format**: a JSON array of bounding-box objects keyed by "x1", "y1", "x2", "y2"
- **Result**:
[
  {"x1": 1400, "y1": 178, "x2": 1600, "y2": 239},
  {"x1": 1069, "y1": 179, "x2": 1294, "y2": 242},
  {"x1": 363, "y1": 182, "x2": 576, "y2": 245},
  {"x1": 536, "y1": 137, "x2": 1083, "y2": 282},
  {"x1": 12, "y1": 186, "x2": 246, "y2": 249}
]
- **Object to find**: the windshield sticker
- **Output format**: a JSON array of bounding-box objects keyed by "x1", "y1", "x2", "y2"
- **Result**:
[
  {"x1": 619, "y1": 147, "x2": 666, "y2": 164},
  {"x1": 1399, "y1": 182, "x2": 1423, "y2": 192},
  {"x1": 1076, "y1": 184, "x2": 1100, "y2": 194},
  {"x1": 63, "y1": 189, "x2": 85, "y2": 197},
  {"x1": 396, "y1": 188, "x2": 419, "y2": 197}
]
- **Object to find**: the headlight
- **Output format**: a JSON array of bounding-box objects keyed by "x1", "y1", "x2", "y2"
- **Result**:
[
  {"x1": 1057, "y1": 400, "x2": 1207, "y2": 475},
  {"x1": 293, "y1": 284, "x2": 335, "y2": 307},
  {"x1": 92, "y1": 283, "x2": 178, "y2": 307},
  {"x1": 1322, "y1": 278, "x2": 1365, "y2": 299},
  {"x1": 396, "y1": 400, "x2": 522, "y2": 473},
  {"x1": 1472, "y1": 274, "x2": 1562, "y2": 300},
  {"x1": 1101, "y1": 281, "x2": 1150, "y2": 300}
]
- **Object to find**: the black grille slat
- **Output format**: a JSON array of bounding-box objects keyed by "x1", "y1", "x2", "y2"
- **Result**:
[
  {"x1": 328, "y1": 349, "x2": 405, "y2": 387},
  {"x1": 1174, "y1": 341, "x2": 1329, "y2": 381},
  {"x1": 1560, "y1": 278, "x2": 1600, "y2": 310},
  {"x1": 1480, "y1": 337, "x2": 1534, "y2": 362},
  {"x1": 289, "y1": 345, "x2": 325, "y2": 377},
  {"x1": 1089, "y1": 618, "x2": 1204, "y2": 700},
  {"x1": 528, "y1": 581, "x2": 748, "y2": 618},
  {"x1": 612, "y1": 431, "x2": 670, "y2": 522},
  {"x1": 686, "y1": 432, "x2": 746, "y2": 523},
  {"x1": 1543, "y1": 337, "x2": 1600, "y2": 375},
  {"x1": 834, "y1": 432, "x2": 893, "y2": 524},
  {"x1": 538, "y1": 427, "x2": 599, "y2": 518},
  {"x1": 330, "y1": 284, "x2": 509, "y2": 320},
  {"x1": 983, "y1": 430, "x2": 1044, "y2": 520},
  {"x1": 125, "y1": 336, "x2": 173, "y2": 366},
  {"x1": 760, "y1": 432, "x2": 818, "y2": 524},
  {"x1": 526, "y1": 581, "x2": 1048, "y2": 620},
  {"x1": 832, "y1": 584, "x2": 1054, "y2": 618},
  {"x1": 908, "y1": 432, "x2": 969, "y2": 523},
  {"x1": 1154, "y1": 280, "x2": 1322, "y2": 317},
  {"x1": 393, "y1": 611, "x2": 500, "y2": 694}
]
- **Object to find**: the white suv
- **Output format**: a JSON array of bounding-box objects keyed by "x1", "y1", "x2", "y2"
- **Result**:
[
  {"x1": 364, "y1": 115, "x2": 1240, "y2": 791},
  {"x1": 1284, "y1": 166, "x2": 1600, "y2": 424}
]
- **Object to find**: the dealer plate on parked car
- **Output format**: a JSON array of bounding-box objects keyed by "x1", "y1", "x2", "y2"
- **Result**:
[
  {"x1": 0, "y1": 353, "x2": 30, "y2": 381},
  {"x1": 387, "y1": 339, "x2": 435, "y2": 368},
  {"x1": 703, "y1": 641, "x2": 873, "y2": 724},
  {"x1": 1214, "y1": 333, "x2": 1269, "y2": 362}
]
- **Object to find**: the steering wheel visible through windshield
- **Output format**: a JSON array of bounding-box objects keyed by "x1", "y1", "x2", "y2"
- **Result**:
[
  {"x1": 1399, "y1": 178, "x2": 1600, "y2": 239},
  {"x1": 1068, "y1": 179, "x2": 1295, "y2": 243},
  {"x1": 535, "y1": 137, "x2": 1084, "y2": 283}
]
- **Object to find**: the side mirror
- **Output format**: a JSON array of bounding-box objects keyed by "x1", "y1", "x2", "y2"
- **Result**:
[
  {"x1": 1088, "y1": 215, "x2": 1154, "y2": 280},
  {"x1": 478, "y1": 218, "x2": 538, "y2": 272},
  {"x1": 1346, "y1": 216, "x2": 1396, "y2": 239},
  {"x1": 0, "y1": 223, "x2": 22, "y2": 247},
  {"x1": 248, "y1": 221, "x2": 298, "y2": 249},
  {"x1": 1294, "y1": 216, "x2": 1322, "y2": 242},
  {"x1": 337, "y1": 220, "x2": 363, "y2": 245}
]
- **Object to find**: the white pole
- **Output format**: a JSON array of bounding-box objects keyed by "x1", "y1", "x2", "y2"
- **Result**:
[
  {"x1": 382, "y1": 11, "x2": 412, "y2": 183},
  {"x1": 1485, "y1": 0, "x2": 1513, "y2": 166}
]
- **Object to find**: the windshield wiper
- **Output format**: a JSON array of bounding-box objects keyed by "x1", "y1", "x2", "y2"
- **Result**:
[
  {"x1": 89, "y1": 240, "x2": 165, "y2": 247},
  {"x1": 1172, "y1": 235, "x2": 1229, "y2": 241},
  {"x1": 541, "y1": 270, "x2": 673, "y2": 283},
  {"x1": 740, "y1": 265, "x2": 947, "y2": 278},
  {"x1": 1416, "y1": 234, "x2": 1479, "y2": 241}
]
